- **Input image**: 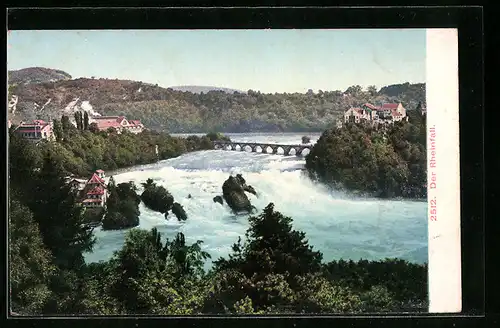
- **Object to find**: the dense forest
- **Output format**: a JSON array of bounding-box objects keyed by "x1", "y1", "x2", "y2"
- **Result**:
[
  {"x1": 9, "y1": 122, "x2": 428, "y2": 315},
  {"x1": 8, "y1": 73, "x2": 425, "y2": 133},
  {"x1": 305, "y1": 106, "x2": 427, "y2": 199}
]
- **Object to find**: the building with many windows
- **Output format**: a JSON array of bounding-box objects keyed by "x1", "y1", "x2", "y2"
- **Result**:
[
  {"x1": 90, "y1": 115, "x2": 145, "y2": 134},
  {"x1": 343, "y1": 102, "x2": 408, "y2": 125},
  {"x1": 80, "y1": 170, "x2": 108, "y2": 208},
  {"x1": 13, "y1": 120, "x2": 54, "y2": 141}
]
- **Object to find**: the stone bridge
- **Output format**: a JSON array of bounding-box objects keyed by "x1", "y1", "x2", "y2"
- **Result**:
[{"x1": 213, "y1": 141, "x2": 312, "y2": 157}]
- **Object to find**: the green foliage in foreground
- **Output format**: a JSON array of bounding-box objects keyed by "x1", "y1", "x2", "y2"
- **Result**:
[
  {"x1": 305, "y1": 110, "x2": 426, "y2": 198},
  {"x1": 10, "y1": 193, "x2": 428, "y2": 314}
]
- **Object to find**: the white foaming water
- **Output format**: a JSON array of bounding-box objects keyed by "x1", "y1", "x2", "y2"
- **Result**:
[{"x1": 85, "y1": 133, "x2": 428, "y2": 268}]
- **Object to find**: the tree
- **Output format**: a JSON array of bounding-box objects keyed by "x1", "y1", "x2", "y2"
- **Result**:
[
  {"x1": 61, "y1": 115, "x2": 72, "y2": 132},
  {"x1": 215, "y1": 203, "x2": 323, "y2": 281},
  {"x1": 109, "y1": 228, "x2": 210, "y2": 313},
  {"x1": 367, "y1": 85, "x2": 378, "y2": 96},
  {"x1": 88, "y1": 122, "x2": 99, "y2": 133},
  {"x1": 345, "y1": 85, "x2": 363, "y2": 96},
  {"x1": 83, "y1": 111, "x2": 89, "y2": 130},
  {"x1": 103, "y1": 181, "x2": 140, "y2": 230},
  {"x1": 206, "y1": 132, "x2": 231, "y2": 142},
  {"x1": 52, "y1": 119, "x2": 63, "y2": 141},
  {"x1": 165, "y1": 232, "x2": 211, "y2": 279},
  {"x1": 9, "y1": 196, "x2": 56, "y2": 315},
  {"x1": 8, "y1": 131, "x2": 41, "y2": 195},
  {"x1": 28, "y1": 153, "x2": 95, "y2": 270},
  {"x1": 141, "y1": 178, "x2": 155, "y2": 189},
  {"x1": 74, "y1": 112, "x2": 82, "y2": 130},
  {"x1": 295, "y1": 274, "x2": 361, "y2": 313},
  {"x1": 360, "y1": 285, "x2": 395, "y2": 312}
]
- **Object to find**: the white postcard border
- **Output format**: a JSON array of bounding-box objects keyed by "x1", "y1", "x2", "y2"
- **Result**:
[{"x1": 426, "y1": 28, "x2": 462, "y2": 313}]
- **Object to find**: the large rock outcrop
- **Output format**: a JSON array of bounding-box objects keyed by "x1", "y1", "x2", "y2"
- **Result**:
[
  {"x1": 221, "y1": 174, "x2": 257, "y2": 213},
  {"x1": 213, "y1": 195, "x2": 224, "y2": 205},
  {"x1": 102, "y1": 181, "x2": 141, "y2": 231},
  {"x1": 171, "y1": 202, "x2": 188, "y2": 221},
  {"x1": 140, "y1": 179, "x2": 174, "y2": 214}
]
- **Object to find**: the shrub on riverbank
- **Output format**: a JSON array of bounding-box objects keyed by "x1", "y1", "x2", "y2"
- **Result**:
[
  {"x1": 206, "y1": 132, "x2": 231, "y2": 142},
  {"x1": 305, "y1": 112, "x2": 426, "y2": 198},
  {"x1": 102, "y1": 179, "x2": 141, "y2": 230}
]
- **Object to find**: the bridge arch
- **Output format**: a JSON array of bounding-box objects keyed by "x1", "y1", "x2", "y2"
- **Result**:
[
  {"x1": 252, "y1": 145, "x2": 262, "y2": 153},
  {"x1": 214, "y1": 141, "x2": 312, "y2": 157},
  {"x1": 301, "y1": 148, "x2": 311, "y2": 157},
  {"x1": 294, "y1": 147, "x2": 308, "y2": 157},
  {"x1": 264, "y1": 145, "x2": 274, "y2": 154}
]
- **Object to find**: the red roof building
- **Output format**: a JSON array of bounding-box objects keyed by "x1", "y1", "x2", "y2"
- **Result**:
[
  {"x1": 92, "y1": 116, "x2": 124, "y2": 130},
  {"x1": 343, "y1": 102, "x2": 407, "y2": 126},
  {"x1": 91, "y1": 116, "x2": 145, "y2": 134},
  {"x1": 380, "y1": 103, "x2": 400, "y2": 110},
  {"x1": 363, "y1": 103, "x2": 380, "y2": 111},
  {"x1": 87, "y1": 173, "x2": 105, "y2": 185},
  {"x1": 87, "y1": 186, "x2": 105, "y2": 195},
  {"x1": 80, "y1": 170, "x2": 108, "y2": 207},
  {"x1": 14, "y1": 120, "x2": 54, "y2": 141}
]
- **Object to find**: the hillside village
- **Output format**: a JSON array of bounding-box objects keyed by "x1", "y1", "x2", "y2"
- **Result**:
[
  {"x1": 7, "y1": 67, "x2": 426, "y2": 133},
  {"x1": 9, "y1": 114, "x2": 145, "y2": 142},
  {"x1": 9, "y1": 100, "x2": 426, "y2": 143}
]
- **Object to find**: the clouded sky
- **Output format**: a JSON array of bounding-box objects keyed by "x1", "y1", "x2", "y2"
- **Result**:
[{"x1": 8, "y1": 29, "x2": 426, "y2": 93}]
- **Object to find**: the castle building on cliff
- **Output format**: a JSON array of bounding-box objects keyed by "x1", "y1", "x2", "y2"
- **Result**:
[
  {"x1": 66, "y1": 169, "x2": 108, "y2": 208},
  {"x1": 340, "y1": 102, "x2": 408, "y2": 127}
]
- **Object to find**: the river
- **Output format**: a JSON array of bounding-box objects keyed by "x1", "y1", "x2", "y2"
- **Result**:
[{"x1": 84, "y1": 133, "x2": 428, "y2": 269}]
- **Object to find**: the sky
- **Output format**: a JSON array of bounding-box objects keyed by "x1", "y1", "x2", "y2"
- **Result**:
[{"x1": 7, "y1": 29, "x2": 426, "y2": 93}]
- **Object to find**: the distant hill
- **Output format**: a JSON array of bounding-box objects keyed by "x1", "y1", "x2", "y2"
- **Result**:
[
  {"x1": 8, "y1": 67, "x2": 72, "y2": 85},
  {"x1": 170, "y1": 85, "x2": 245, "y2": 94},
  {"x1": 379, "y1": 82, "x2": 425, "y2": 105},
  {"x1": 7, "y1": 68, "x2": 425, "y2": 133}
]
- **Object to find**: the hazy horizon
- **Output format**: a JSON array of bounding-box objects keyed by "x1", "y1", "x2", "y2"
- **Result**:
[{"x1": 7, "y1": 29, "x2": 426, "y2": 93}]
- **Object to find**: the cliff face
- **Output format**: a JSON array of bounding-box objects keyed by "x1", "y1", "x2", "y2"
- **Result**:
[{"x1": 8, "y1": 67, "x2": 426, "y2": 133}]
